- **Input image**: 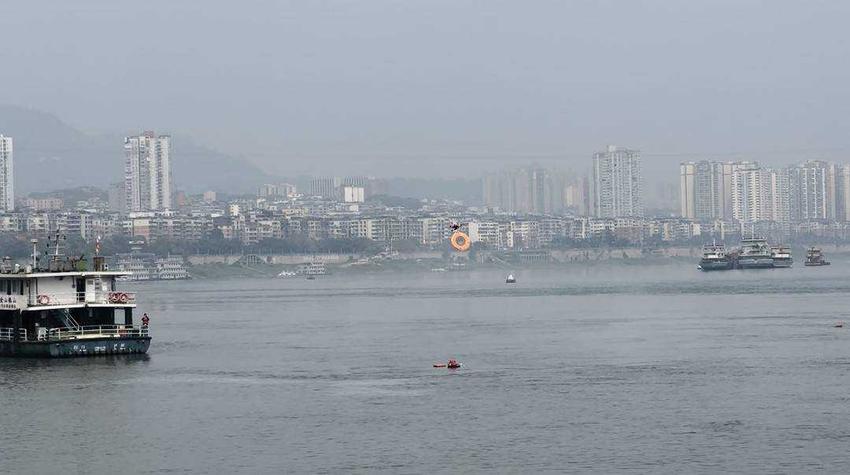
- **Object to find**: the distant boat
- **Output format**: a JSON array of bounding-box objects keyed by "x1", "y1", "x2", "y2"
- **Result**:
[
  {"x1": 299, "y1": 261, "x2": 326, "y2": 276},
  {"x1": 805, "y1": 247, "x2": 831, "y2": 266},
  {"x1": 506, "y1": 274, "x2": 516, "y2": 284},
  {"x1": 697, "y1": 243, "x2": 733, "y2": 271},
  {"x1": 770, "y1": 245, "x2": 793, "y2": 268},
  {"x1": 738, "y1": 238, "x2": 776, "y2": 269}
]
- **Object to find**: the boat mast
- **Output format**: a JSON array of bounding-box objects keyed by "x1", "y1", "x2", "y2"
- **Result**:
[{"x1": 30, "y1": 239, "x2": 38, "y2": 270}]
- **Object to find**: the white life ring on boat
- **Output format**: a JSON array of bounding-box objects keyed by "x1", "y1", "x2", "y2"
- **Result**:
[{"x1": 37, "y1": 294, "x2": 50, "y2": 305}]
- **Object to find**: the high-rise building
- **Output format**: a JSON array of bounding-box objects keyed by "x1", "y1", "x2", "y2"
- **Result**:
[
  {"x1": 530, "y1": 168, "x2": 547, "y2": 214},
  {"x1": 719, "y1": 161, "x2": 761, "y2": 220},
  {"x1": 681, "y1": 159, "x2": 846, "y2": 224},
  {"x1": 763, "y1": 167, "x2": 791, "y2": 224},
  {"x1": 0, "y1": 135, "x2": 13, "y2": 212},
  {"x1": 592, "y1": 145, "x2": 642, "y2": 218},
  {"x1": 837, "y1": 165, "x2": 850, "y2": 221},
  {"x1": 788, "y1": 160, "x2": 835, "y2": 222},
  {"x1": 730, "y1": 162, "x2": 764, "y2": 223},
  {"x1": 482, "y1": 167, "x2": 569, "y2": 214},
  {"x1": 342, "y1": 186, "x2": 366, "y2": 203},
  {"x1": 343, "y1": 176, "x2": 381, "y2": 199},
  {"x1": 728, "y1": 163, "x2": 792, "y2": 224},
  {"x1": 309, "y1": 177, "x2": 341, "y2": 199},
  {"x1": 482, "y1": 174, "x2": 502, "y2": 210},
  {"x1": 681, "y1": 161, "x2": 766, "y2": 221},
  {"x1": 680, "y1": 161, "x2": 722, "y2": 220},
  {"x1": 563, "y1": 176, "x2": 591, "y2": 215},
  {"x1": 124, "y1": 131, "x2": 172, "y2": 212}
]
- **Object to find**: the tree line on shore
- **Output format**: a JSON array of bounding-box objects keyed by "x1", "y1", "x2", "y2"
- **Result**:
[
  {"x1": 2, "y1": 231, "x2": 849, "y2": 261},
  {"x1": 0, "y1": 233, "x2": 386, "y2": 260}
]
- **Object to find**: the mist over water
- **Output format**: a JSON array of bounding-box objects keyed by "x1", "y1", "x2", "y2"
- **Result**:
[{"x1": 3, "y1": 264, "x2": 850, "y2": 472}]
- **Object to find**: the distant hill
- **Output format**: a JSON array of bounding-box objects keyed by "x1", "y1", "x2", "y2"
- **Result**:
[{"x1": 0, "y1": 105, "x2": 273, "y2": 194}]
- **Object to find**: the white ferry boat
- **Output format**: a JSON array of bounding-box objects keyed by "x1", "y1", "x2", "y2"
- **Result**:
[
  {"x1": 0, "y1": 240, "x2": 151, "y2": 358},
  {"x1": 770, "y1": 245, "x2": 793, "y2": 268},
  {"x1": 698, "y1": 243, "x2": 733, "y2": 271},
  {"x1": 737, "y1": 238, "x2": 775, "y2": 269},
  {"x1": 115, "y1": 252, "x2": 191, "y2": 281},
  {"x1": 156, "y1": 256, "x2": 192, "y2": 280},
  {"x1": 298, "y1": 261, "x2": 326, "y2": 276}
]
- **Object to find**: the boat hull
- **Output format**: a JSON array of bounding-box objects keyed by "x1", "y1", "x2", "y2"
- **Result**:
[
  {"x1": 738, "y1": 257, "x2": 775, "y2": 269},
  {"x1": 698, "y1": 261, "x2": 733, "y2": 271},
  {"x1": 772, "y1": 258, "x2": 793, "y2": 268},
  {"x1": 0, "y1": 337, "x2": 151, "y2": 358}
]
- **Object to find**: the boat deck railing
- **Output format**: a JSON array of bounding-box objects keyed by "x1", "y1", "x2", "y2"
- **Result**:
[
  {"x1": 0, "y1": 328, "x2": 27, "y2": 341},
  {"x1": 1, "y1": 325, "x2": 148, "y2": 342},
  {"x1": 46, "y1": 325, "x2": 149, "y2": 342},
  {"x1": 28, "y1": 291, "x2": 137, "y2": 307}
]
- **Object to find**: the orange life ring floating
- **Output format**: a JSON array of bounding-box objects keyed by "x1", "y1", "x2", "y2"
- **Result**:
[{"x1": 450, "y1": 231, "x2": 471, "y2": 252}]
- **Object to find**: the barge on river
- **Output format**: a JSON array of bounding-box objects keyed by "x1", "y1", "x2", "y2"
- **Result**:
[{"x1": 0, "y1": 244, "x2": 150, "y2": 358}]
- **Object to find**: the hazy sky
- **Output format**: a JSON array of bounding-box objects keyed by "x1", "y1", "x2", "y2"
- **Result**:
[{"x1": 1, "y1": 0, "x2": 848, "y2": 179}]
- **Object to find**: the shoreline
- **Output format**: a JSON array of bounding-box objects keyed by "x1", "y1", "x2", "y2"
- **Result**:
[
  {"x1": 185, "y1": 254, "x2": 699, "y2": 280},
  {"x1": 183, "y1": 245, "x2": 850, "y2": 280}
]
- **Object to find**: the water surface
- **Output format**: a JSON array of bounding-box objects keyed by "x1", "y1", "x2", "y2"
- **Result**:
[{"x1": 3, "y1": 263, "x2": 850, "y2": 473}]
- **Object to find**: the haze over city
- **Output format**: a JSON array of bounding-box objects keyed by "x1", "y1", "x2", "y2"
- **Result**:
[
  {"x1": 2, "y1": 0, "x2": 849, "y2": 182},
  {"x1": 6, "y1": 3, "x2": 850, "y2": 473}
]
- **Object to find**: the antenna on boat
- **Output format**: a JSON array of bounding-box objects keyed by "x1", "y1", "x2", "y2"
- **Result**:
[
  {"x1": 49, "y1": 229, "x2": 66, "y2": 259},
  {"x1": 92, "y1": 235, "x2": 106, "y2": 272},
  {"x1": 31, "y1": 239, "x2": 38, "y2": 270}
]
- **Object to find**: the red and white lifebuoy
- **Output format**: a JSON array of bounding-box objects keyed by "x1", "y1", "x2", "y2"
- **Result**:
[
  {"x1": 118, "y1": 293, "x2": 129, "y2": 304},
  {"x1": 36, "y1": 294, "x2": 50, "y2": 305}
]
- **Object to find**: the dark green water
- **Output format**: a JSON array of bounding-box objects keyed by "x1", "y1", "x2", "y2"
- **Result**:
[{"x1": 3, "y1": 263, "x2": 850, "y2": 473}]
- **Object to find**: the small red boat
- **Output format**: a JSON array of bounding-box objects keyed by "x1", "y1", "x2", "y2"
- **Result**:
[{"x1": 433, "y1": 359, "x2": 462, "y2": 369}]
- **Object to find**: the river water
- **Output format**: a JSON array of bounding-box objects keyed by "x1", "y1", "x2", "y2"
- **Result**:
[{"x1": 3, "y1": 263, "x2": 850, "y2": 473}]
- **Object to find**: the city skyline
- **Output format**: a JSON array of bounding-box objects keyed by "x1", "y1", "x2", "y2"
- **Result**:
[
  {"x1": 3, "y1": 102, "x2": 849, "y2": 207},
  {"x1": 8, "y1": 122, "x2": 850, "y2": 226},
  {"x1": 680, "y1": 159, "x2": 850, "y2": 225}
]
